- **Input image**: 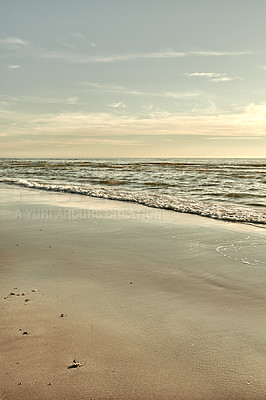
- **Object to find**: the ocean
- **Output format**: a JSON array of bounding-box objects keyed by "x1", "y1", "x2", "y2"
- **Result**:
[{"x1": 0, "y1": 158, "x2": 265, "y2": 225}]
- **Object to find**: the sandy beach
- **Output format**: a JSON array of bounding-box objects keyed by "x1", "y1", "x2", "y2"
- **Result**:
[{"x1": 1, "y1": 183, "x2": 266, "y2": 400}]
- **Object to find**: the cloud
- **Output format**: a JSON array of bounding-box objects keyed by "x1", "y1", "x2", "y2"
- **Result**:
[
  {"x1": 36, "y1": 96, "x2": 80, "y2": 105},
  {"x1": 0, "y1": 137, "x2": 142, "y2": 148},
  {"x1": 59, "y1": 41, "x2": 76, "y2": 49},
  {"x1": 188, "y1": 51, "x2": 254, "y2": 56},
  {"x1": 143, "y1": 103, "x2": 153, "y2": 112},
  {"x1": 1, "y1": 102, "x2": 266, "y2": 140},
  {"x1": 40, "y1": 48, "x2": 254, "y2": 64},
  {"x1": 204, "y1": 136, "x2": 263, "y2": 140},
  {"x1": 83, "y1": 81, "x2": 202, "y2": 99},
  {"x1": 41, "y1": 50, "x2": 186, "y2": 63},
  {"x1": 64, "y1": 97, "x2": 80, "y2": 105},
  {"x1": 72, "y1": 31, "x2": 86, "y2": 40},
  {"x1": 72, "y1": 31, "x2": 96, "y2": 47},
  {"x1": 8, "y1": 65, "x2": 21, "y2": 69},
  {"x1": 184, "y1": 72, "x2": 243, "y2": 82},
  {"x1": 109, "y1": 101, "x2": 126, "y2": 109},
  {"x1": 0, "y1": 95, "x2": 80, "y2": 108},
  {"x1": 0, "y1": 37, "x2": 28, "y2": 48},
  {"x1": 60, "y1": 138, "x2": 139, "y2": 145}
]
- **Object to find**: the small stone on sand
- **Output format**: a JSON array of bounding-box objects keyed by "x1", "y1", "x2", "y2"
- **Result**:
[{"x1": 68, "y1": 359, "x2": 82, "y2": 369}]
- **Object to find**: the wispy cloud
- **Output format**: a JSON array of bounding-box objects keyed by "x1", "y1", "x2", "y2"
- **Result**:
[
  {"x1": 0, "y1": 37, "x2": 28, "y2": 48},
  {"x1": 40, "y1": 48, "x2": 254, "y2": 64},
  {"x1": 109, "y1": 101, "x2": 126, "y2": 109},
  {"x1": 143, "y1": 103, "x2": 153, "y2": 112},
  {"x1": 72, "y1": 31, "x2": 96, "y2": 47},
  {"x1": 1, "y1": 37, "x2": 253, "y2": 63},
  {"x1": 83, "y1": 81, "x2": 202, "y2": 99},
  {"x1": 188, "y1": 51, "x2": 254, "y2": 56},
  {"x1": 1, "y1": 102, "x2": 266, "y2": 140},
  {"x1": 0, "y1": 137, "x2": 141, "y2": 148},
  {"x1": 72, "y1": 31, "x2": 86, "y2": 40},
  {"x1": 57, "y1": 138, "x2": 139, "y2": 145},
  {"x1": 60, "y1": 42, "x2": 76, "y2": 49},
  {"x1": 0, "y1": 95, "x2": 80, "y2": 107},
  {"x1": 184, "y1": 72, "x2": 243, "y2": 82},
  {"x1": 60, "y1": 96, "x2": 80, "y2": 105},
  {"x1": 41, "y1": 50, "x2": 185, "y2": 63},
  {"x1": 204, "y1": 136, "x2": 263, "y2": 140},
  {"x1": 8, "y1": 65, "x2": 22, "y2": 69}
]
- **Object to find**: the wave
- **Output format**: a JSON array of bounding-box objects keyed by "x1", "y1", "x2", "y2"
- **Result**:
[
  {"x1": 1, "y1": 177, "x2": 265, "y2": 225},
  {"x1": 3, "y1": 159, "x2": 266, "y2": 169},
  {"x1": 99, "y1": 179, "x2": 126, "y2": 185}
]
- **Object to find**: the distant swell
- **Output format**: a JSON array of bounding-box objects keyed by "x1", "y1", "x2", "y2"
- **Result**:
[{"x1": 1, "y1": 178, "x2": 265, "y2": 226}]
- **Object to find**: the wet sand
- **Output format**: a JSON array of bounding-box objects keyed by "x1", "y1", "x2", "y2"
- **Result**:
[{"x1": 1, "y1": 184, "x2": 266, "y2": 400}]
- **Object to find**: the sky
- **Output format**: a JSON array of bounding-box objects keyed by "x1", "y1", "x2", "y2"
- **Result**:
[{"x1": 1, "y1": 0, "x2": 266, "y2": 158}]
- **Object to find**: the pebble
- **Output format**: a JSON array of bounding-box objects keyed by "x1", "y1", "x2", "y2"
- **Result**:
[{"x1": 68, "y1": 359, "x2": 82, "y2": 369}]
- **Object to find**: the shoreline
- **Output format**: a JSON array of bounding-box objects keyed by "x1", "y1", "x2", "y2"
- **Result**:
[
  {"x1": 1, "y1": 184, "x2": 266, "y2": 399},
  {"x1": 1, "y1": 178, "x2": 265, "y2": 226}
]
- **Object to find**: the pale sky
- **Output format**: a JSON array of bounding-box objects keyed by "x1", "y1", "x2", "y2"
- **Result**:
[{"x1": 1, "y1": 0, "x2": 266, "y2": 158}]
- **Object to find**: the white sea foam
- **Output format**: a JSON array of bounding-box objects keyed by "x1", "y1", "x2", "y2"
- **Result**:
[
  {"x1": 216, "y1": 236, "x2": 265, "y2": 265},
  {"x1": 1, "y1": 177, "x2": 265, "y2": 225}
]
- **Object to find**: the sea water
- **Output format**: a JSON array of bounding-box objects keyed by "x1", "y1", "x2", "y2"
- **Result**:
[{"x1": 0, "y1": 158, "x2": 265, "y2": 225}]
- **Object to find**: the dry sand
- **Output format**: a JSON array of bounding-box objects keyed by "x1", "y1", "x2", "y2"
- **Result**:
[{"x1": 1, "y1": 184, "x2": 266, "y2": 400}]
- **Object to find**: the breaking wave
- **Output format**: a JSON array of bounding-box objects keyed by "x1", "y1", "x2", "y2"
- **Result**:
[{"x1": 1, "y1": 177, "x2": 265, "y2": 226}]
